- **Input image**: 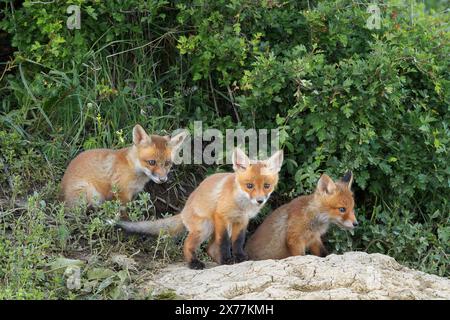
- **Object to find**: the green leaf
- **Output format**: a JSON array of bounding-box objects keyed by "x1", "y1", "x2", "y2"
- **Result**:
[
  {"x1": 87, "y1": 268, "x2": 115, "y2": 280},
  {"x1": 47, "y1": 257, "x2": 85, "y2": 271}
]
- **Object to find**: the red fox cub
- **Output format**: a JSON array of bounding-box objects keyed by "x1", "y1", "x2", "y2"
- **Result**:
[
  {"x1": 61, "y1": 124, "x2": 188, "y2": 207},
  {"x1": 115, "y1": 148, "x2": 284, "y2": 269},
  {"x1": 245, "y1": 171, "x2": 356, "y2": 260}
]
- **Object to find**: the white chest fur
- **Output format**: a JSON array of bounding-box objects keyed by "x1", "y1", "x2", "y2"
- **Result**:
[
  {"x1": 310, "y1": 212, "x2": 330, "y2": 235},
  {"x1": 234, "y1": 188, "x2": 262, "y2": 220}
]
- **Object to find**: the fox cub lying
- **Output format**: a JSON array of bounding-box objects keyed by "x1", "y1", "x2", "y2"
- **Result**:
[
  {"x1": 61, "y1": 124, "x2": 187, "y2": 207},
  {"x1": 115, "y1": 148, "x2": 284, "y2": 269},
  {"x1": 245, "y1": 171, "x2": 356, "y2": 260}
]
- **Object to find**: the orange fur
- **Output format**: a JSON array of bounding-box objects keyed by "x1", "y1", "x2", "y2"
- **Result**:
[
  {"x1": 245, "y1": 171, "x2": 357, "y2": 260},
  {"x1": 181, "y1": 149, "x2": 283, "y2": 269},
  {"x1": 61, "y1": 124, "x2": 187, "y2": 207}
]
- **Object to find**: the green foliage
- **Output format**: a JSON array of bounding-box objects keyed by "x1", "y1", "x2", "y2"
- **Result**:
[
  {"x1": 0, "y1": 130, "x2": 57, "y2": 201},
  {"x1": 0, "y1": 189, "x2": 181, "y2": 299},
  {"x1": 0, "y1": 0, "x2": 449, "y2": 298}
]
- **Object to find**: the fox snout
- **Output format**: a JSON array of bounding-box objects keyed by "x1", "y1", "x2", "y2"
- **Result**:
[
  {"x1": 154, "y1": 176, "x2": 168, "y2": 184},
  {"x1": 349, "y1": 209, "x2": 358, "y2": 227},
  {"x1": 150, "y1": 172, "x2": 168, "y2": 184},
  {"x1": 341, "y1": 210, "x2": 358, "y2": 229},
  {"x1": 252, "y1": 196, "x2": 268, "y2": 206}
]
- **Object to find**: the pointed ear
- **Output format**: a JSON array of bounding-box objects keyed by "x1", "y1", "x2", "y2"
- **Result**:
[
  {"x1": 132, "y1": 124, "x2": 151, "y2": 145},
  {"x1": 341, "y1": 170, "x2": 353, "y2": 190},
  {"x1": 316, "y1": 174, "x2": 337, "y2": 195},
  {"x1": 264, "y1": 150, "x2": 284, "y2": 174},
  {"x1": 232, "y1": 148, "x2": 250, "y2": 172},
  {"x1": 169, "y1": 130, "x2": 189, "y2": 151}
]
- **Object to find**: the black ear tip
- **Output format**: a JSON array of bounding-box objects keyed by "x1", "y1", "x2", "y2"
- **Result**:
[{"x1": 342, "y1": 170, "x2": 353, "y2": 182}]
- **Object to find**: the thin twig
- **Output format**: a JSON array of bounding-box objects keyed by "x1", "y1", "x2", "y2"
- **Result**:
[
  {"x1": 28, "y1": 0, "x2": 55, "y2": 4},
  {"x1": 209, "y1": 73, "x2": 220, "y2": 116},
  {"x1": 227, "y1": 85, "x2": 240, "y2": 122},
  {"x1": 155, "y1": 196, "x2": 180, "y2": 212}
]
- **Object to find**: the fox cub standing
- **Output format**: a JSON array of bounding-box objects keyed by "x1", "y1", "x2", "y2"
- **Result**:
[
  {"x1": 115, "y1": 148, "x2": 283, "y2": 269},
  {"x1": 61, "y1": 124, "x2": 188, "y2": 207},
  {"x1": 245, "y1": 171, "x2": 356, "y2": 260}
]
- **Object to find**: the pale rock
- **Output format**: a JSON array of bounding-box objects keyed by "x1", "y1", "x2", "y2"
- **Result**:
[{"x1": 142, "y1": 252, "x2": 450, "y2": 300}]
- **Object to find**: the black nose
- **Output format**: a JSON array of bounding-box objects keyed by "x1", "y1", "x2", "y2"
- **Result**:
[
  {"x1": 257, "y1": 199, "x2": 264, "y2": 204},
  {"x1": 353, "y1": 221, "x2": 359, "y2": 227}
]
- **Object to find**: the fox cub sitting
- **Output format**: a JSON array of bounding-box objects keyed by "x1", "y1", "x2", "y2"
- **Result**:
[
  {"x1": 245, "y1": 171, "x2": 356, "y2": 260},
  {"x1": 61, "y1": 124, "x2": 188, "y2": 207},
  {"x1": 115, "y1": 148, "x2": 284, "y2": 269}
]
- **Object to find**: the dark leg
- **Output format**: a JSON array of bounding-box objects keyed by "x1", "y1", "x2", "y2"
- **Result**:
[
  {"x1": 231, "y1": 223, "x2": 248, "y2": 263},
  {"x1": 218, "y1": 229, "x2": 233, "y2": 265}
]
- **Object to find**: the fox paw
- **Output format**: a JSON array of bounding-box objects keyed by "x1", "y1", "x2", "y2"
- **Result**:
[
  {"x1": 233, "y1": 253, "x2": 249, "y2": 263},
  {"x1": 188, "y1": 259, "x2": 205, "y2": 270},
  {"x1": 222, "y1": 256, "x2": 234, "y2": 265}
]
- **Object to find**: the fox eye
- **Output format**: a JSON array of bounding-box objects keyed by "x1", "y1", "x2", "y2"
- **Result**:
[
  {"x1": 246, "y1": 183, "x2": 254, "y2": 189},
  {"x1": 339, "y1": 207, "x2": 346, "y2": 213},
  {"x1": 264, "y1": 183, "x2": 271, "y2": 189},
  {"x1": 147, "y1": 160, "x2": 156, "y2": 166},
  {"x1": 165, "y1": 160, "x2": 172, "y2": 166}
]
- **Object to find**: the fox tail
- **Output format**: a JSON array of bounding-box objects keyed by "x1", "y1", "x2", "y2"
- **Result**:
[{"x1": 113, "y1": 214, "x2": 184, "y2": 236}]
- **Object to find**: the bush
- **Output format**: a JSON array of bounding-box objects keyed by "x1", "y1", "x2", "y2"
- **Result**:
[{"x1": 0, "y1": 0, "x2": 449, "y2": 297}]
